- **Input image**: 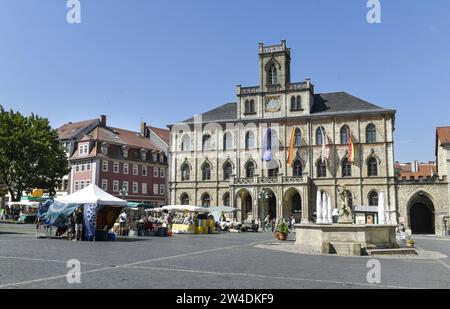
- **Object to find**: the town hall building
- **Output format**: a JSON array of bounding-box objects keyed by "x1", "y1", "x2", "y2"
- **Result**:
[{"x1": 168, "y1": 41, "x2": 399, "y2": 226}]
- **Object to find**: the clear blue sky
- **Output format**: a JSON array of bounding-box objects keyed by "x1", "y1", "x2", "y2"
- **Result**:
[{"x1": 0, "y1": 0, "x2": 449, "y2": 162}]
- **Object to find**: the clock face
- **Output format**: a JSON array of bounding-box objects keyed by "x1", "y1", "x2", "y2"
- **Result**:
[{"x1": 266, "y1": 98, "x2": 281, "y2": 112}]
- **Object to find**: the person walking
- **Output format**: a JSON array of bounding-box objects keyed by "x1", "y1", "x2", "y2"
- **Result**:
[
  {"x1": 264, "y1": 215, "x2": 270, "y2": 231},
  {"x1": 290, "y1": 216, "x2": 296, "y2": 233},
  {"x1": 75, "y1": 208, "x2": 84, "y2": 241},
  {"x1": 271, "y1": 217, "x2": 276, "y2": 233},
  {"x1": 119, "y1": 210, "x2": 127, "y2": 236}
]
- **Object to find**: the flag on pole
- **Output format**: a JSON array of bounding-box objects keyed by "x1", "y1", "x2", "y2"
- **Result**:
[
  {"x1": 320, "y1": 127, "x2": 329, "y2": 163},
  {"x1": 287, "y1": 127, "x2": 300, "y2": 165},
  {"x1": 347, "y1": 127, "x2": 355, "y2": 162},
  {"x1": 262, "y1": 128, "x2": 272, "y2": 162}
]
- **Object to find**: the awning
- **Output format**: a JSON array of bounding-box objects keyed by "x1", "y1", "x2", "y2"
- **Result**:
[
  {"x1": 162, "y1": 205, "x2": 210, "y2": 213},
  {"x1": 126, "y1": 202, "x2": 154, "y2": 209}
]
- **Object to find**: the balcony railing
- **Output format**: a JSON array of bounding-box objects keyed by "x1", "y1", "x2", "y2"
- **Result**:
[
  {"x1": 240, "y1": 86, "x2": 260, "y2": 95},
  {"x1": 233, "y1": 175, "x2": 305, "y2": 185}
]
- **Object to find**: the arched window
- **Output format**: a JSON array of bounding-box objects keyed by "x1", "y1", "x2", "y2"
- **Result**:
[
  {"x1": 181, "y1": 135, "x2": 190, "y2": 151},
  {"x1": 292, "y1": 193, "x2": 302, "y2": 213},
  {"x1": 368, "y1": 157, "x2": 378, "y2": 177},
  {"x1": 368, "y1": 191, "x2": 379, "y2": 206},
  {"x1": 201, "y1": 193, "x2": 211, "y2": 207},
  {"x1": 246, "y1": 161, "x2": 255, "y2": 178},
  {"x1": 202, "y1": 134, "x2": 211, "y2": 151},
  {"x1": 245, "y1": 100, "x2": 255, "y2": 114},
  {"x1": 223, "y1": 162, "x2": 233, "y2": 180},
  {"x1": 245, "y1": 131, "x2": 255, "y2": 149},
  {"x1": 181, "y1": 163, "x2": 190, "y2": 181},
  {"x1": 268, "y1": 65, "x2": 278, "y2": 85},
  {"x1": 316, "y1": 127, "x2": 325, "y2": 145},
  {"x1": 223, "y1": 193, "x2": 230, "y2": 207},
  {"x1": 342, "y1": 158, "x2": 352, "y2": 177},
  {"x1": 293, "y1": 160, "x2": 303, "y2": 177},
  {"x1": 180, "y1": 193, "x2": 190, "y2": 205},
  {"x1": 318, "y1": 160, "x2": 327, "y2": 178},
  {"x1": 366, "y1": 124, "x2": 376, "y2": 143},
  {"x1": 340, "y1": 125, "x2": 350, "y2": 145},
  {"x1": 202, "y1": 163, "x2": 211, "y2": 181},
  {"x1": 223, "y1": 132, "x2": 233, "y2": 150},
  {"x1": 294, "y1": 128, "x2": 302, "y2": 146},
  {"x1": 291, "y1": 96, "x2": 301, "y2": 111}
]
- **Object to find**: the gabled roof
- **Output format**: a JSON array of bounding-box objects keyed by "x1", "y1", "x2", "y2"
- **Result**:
[
  {"x1": 147, "y1": 125, "x2": 170, "y2": 145},
  {"x1": 58, "y1": 119, "x2": 98, "y2": 140},
  {"x1": 395, "y1": 162, "x2": 436, "y2": 178},
  {"x1": 172, "y1": 92, "x2": 393, "y2": 125}
]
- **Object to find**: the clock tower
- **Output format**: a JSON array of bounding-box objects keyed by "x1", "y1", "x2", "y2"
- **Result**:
[{"x1": 258, "y1": 40, "x2": 291, "y2": 92}]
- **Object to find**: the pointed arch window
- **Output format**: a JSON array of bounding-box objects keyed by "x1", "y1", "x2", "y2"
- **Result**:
[
  {"x1": 293, "y1": 160, "x2": 303, "y2": 177},
  {"x1": 340, "y1": 125, "x2": 350, "y2": 145},
  {"x1": 366, "y1": 124, "x2": 377, "y2": 143},
  {"x1": 181, "y1": 163, "x2": 190, "y2": 181},
  {"x1": 316, "y1": 127, "x2": 325, "y2": 145},
  {"x1": 202, "y1": 134, "x2": 211, "y2": 151},
  {"x1": 245, "y1": 131, "x2": 255, "y2": 149},
  {"x1": 223, "y1": 132, "x2": 233, "y2": 150},
  {"x1": 202, "y1": 163, "x2": 211, "y2": 181},
  {"x1": 342, "y1": 158, "x2": 352, "y2": 177},
  {"x1": 368, "y1": 157, "x2": 378, "y2": 177},
  {"x1": 181, "y1": 134, "x2": 191, "y2": 151},
  {"x1": 245, "y1": 99, "x2": 255, "y2": 114},
  {"x1": 223, "y1": 162, "x2": 233, "y2": 180},
  {"x1": 246, "y1": 161, "x2": 255, "y2": 178},
  {"x1": 318, "y1": 161, "x2": 327, "y2": 178},
  {"x1": 268, "y1": 64, "x2": 278, "y2": 85}
]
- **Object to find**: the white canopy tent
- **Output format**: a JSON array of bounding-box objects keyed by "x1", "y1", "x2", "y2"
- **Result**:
[
  {"x1": 162, "y1": 205, "x2": 210, "y2": 213},
  {"x1": 55, "y1": 184, "x2": 127, "y2": 207}
]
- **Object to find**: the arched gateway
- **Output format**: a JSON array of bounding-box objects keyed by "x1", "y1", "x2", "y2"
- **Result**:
[{"x1": 408, "y1": 192, "x2": 436, "y2": 234}]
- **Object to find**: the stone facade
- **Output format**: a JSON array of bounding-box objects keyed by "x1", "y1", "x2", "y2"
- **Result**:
[{"x1": 168, "y1": 41, "x2": 398, "y2": 226}]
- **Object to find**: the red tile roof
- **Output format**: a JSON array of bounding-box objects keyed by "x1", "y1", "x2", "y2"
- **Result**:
[
  {"x1": 93, "y1": 126, "x2": 163, "y2": 151},
  {"x1": 147, "y1": 126, "x2": 170, "y2": 145},
  {"x1": 437, "y1": 126, "x2": 450, "y2": 145},
  {"x1": 396, "y1": 162, "x2": 436, "y2": 178}
]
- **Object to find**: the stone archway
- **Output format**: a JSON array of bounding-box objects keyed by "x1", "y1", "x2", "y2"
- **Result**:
[
  {"x1": 283, "y1": 188, "x2": 302, "y2": 222},
  {"x1": 260, "y1": 188, "x2": 277, "y2": 221},
  {"x1": 408, "y1": 192, "x2": 435, "y2": 234},
  {"x1": 235, "y1": 189, "x2": 253, "y2": 221}
]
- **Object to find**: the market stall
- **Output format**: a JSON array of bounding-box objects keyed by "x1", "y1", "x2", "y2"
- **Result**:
[
  {"x1": 205, "y1": 206, "x2": 241, "y2": 231},
  {"x1": 55, "y1": 184, "x2": 127, "y2": 241},
  {"x1": 7, "y1": 196, "x2": 48, "y2": 223},
  {"x1": 162, "y1": 205, "x2": 212, "y2": 234}
]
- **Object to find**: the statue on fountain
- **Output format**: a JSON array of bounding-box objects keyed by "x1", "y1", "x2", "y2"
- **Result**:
[{"x1": 337, "y1": 185, "x2": 354, "y2": 224}]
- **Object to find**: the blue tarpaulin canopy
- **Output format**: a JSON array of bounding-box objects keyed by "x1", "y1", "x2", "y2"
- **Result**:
[{"x1": 40, "y1": 200, "x2": 81, "y2": 227}]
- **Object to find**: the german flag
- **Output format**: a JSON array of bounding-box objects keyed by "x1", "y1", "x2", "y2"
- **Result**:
[
  {"x1": 287, "y1": 127, "x2": 297, "y2": 165},
  {"x1": 347, "y1": 127, "x2": 355, "y2": 162}
]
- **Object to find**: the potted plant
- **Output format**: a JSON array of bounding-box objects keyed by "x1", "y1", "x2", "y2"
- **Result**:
[{"x1": 274, "y1": 221, "x2": 289, "y2": 241}]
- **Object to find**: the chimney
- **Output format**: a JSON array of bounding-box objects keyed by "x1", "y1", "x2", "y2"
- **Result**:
[
  {"x1": 140, "y1": 121, "x2": 147, "y2": 137},
  {"x1": 99, "y1": 115, "x2": 106, "y2": 127},
  {"x1": 411, "y1": 160, "x2": 419, "y2": 173}
]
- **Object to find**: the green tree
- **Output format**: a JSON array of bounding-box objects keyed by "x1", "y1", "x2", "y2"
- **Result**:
[{"x1": 0, "y1": 105, "x2": 70, "y2": 201}]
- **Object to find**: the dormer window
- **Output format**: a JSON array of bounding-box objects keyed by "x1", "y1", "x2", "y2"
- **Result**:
[
  {"x1": 78, "y1": 144, "x2": 89, "y2": 157},
  {"x1": 268, "y1": 65, "x2": 278, "y2": 85},
  {"x1": 159, "y1": 153, "x2": 165, "y2": 163},
  {"x1": 101, "y1": 143, "x2": 109, "y2": 155},
  {"x1": 152, "y1": 152, "x2": 157, "y2": 162},
  {"x1": 140, "y1": 149, "x2": 147, "y2": 161},
  {"x1": 122, "y1": 146, "x2": 129, "y2": 159}
]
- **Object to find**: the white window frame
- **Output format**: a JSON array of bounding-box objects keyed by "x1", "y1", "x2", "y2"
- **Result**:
[
  {"x1": 80, "y1": 180, "x2": 85, "y2": 190},
  {"x1": 133, "y1": 164, "x2": 138, "y2": 176},
  {"x1": 113, "y1": 180, "x2": 119, "y2": 192},
  {"x1": 102, "y1": 160, "x2": 109, "y2": 172},
  {"x1": 113, "y1": 162, "x2": 119, "y2": 173},
  {"x1": 159, "y1": 184, "x2": 165, "y2": 195},
  {"x1": 153, "y1": 167, "x2": 159, "y2": 177},
  {"x1": 160, "y1": 168, "x2": 165, "y2": 178},
  {"x1": 101, "y1": 179, "x2": 108, "y2": 191},
  {"x1": 142, "y1": 183, "x2": 147, "y2": 195},
  {"x1": 74, "y1": 181, "x2": 79, "y2": 192},
  {"x1": 122, "y1": 181, "x2": 129, "y2": 192},
  {"x1": 123, "y1": 163, "x2": 129, "y2": 175},
  {"x1": 142, "y1": 166, "x2": 147, "y2": 176},
  {"x1": 153, "y1": 184, "x2": 158, "y2": 195},
  {"x1": 132, "y1": 182, "x2": 138, "y2": 194}
]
